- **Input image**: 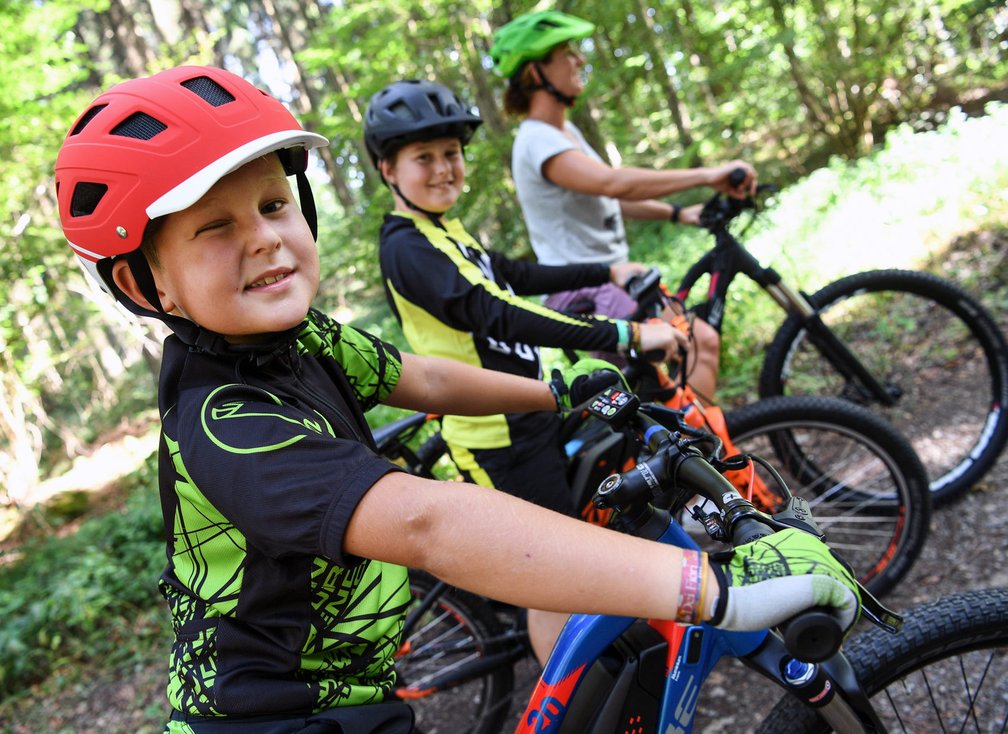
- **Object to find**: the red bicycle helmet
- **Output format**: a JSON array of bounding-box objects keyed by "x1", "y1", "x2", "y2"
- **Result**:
[{"x1": 55, "y1": 65, "x2": 327, "y2": 306}]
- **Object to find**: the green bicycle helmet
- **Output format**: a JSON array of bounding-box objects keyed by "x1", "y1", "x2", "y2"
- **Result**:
[{"x1": 490, "y1": 10, "x2": 595, "y2": 78}]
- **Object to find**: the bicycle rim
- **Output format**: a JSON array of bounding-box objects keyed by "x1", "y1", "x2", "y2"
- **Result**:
[
  {"x1": 760, "y1": 269, "x2": 1008, "y2": 505},
  {"x1": 394, "y1": 572, "x2": 516, "y2": 734},
  {"x1": 756, "y1": 587, "x2": 1008, "y2": 733},
  {"x1": 723, "y1": 396, "x2": 930, "y2": 597}
]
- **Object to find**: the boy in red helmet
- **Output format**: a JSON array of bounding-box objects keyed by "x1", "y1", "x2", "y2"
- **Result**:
[{"x1": 55, "y1": 65, "x2": 860, "y2": 733}]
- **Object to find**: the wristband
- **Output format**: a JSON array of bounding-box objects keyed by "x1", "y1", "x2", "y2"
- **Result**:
[
  {"x1": 630, "y1": 321, "x2": 642, "y2": 356},
  {"x1": 548, "y1": 379, "x2": 563, "y2": 412},
  {"x1": 616, "y1": 320, "x2": 631, "y2": 355},
  {"x1": 669, "y1": 203, "x2": 682, "y2": 223},
  {"x1": 676, "y1": 550, "x2": 710, "y2": 624}
]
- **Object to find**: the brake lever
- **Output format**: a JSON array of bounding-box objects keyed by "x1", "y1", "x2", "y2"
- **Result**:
[{"x1": 857, "y1": 582, "x2": 903, "y2": 634}]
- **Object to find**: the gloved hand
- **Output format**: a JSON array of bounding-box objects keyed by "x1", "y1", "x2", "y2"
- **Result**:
[
  {"x1": 705, "y1": 528, "x2": 861, "y2": 637},
  {"x1": 549, "y1": 358, "x2": 630, "y2": 412}
]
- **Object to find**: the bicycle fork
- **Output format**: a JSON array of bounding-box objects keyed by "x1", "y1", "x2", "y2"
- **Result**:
[
  {"x1": 763, "y1": 278, "x2": 898, "y2": 406},
  {"x1": 744, "y1": 633, "x2": 888, "y2": 733}
]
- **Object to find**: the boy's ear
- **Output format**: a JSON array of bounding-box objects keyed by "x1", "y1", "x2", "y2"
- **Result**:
[
  {"x1": 111, "y1": 258, "x2": 173, "y2": 313},
  {"x1": 378, "y1": 158, "x2": 395, "y2": 185}
]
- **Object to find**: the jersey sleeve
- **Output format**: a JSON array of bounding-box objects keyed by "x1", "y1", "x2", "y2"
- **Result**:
[
  {"x1": 302, "y1": 309, "x2": 403, "y2": 411},
  {"x1": 490, "y1": 251, "x2": 609, "y2": 296},
  {"x1": 380, "y1": 221, "x2": 621, "y2": 353},
  {"x1": 176, "y1": 380, "x2": 400, "y2": 566}
]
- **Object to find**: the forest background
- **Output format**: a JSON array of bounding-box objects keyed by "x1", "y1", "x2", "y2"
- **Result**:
[{"x1": 1, "y1": 0, "x2": 1007, "y2": 727}]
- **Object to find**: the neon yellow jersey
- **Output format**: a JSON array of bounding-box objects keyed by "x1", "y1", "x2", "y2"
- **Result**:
[
  {"x1": 157, "y1": 310, "x2": 409, "y2": 716},
  {"x1": 378, "y1": 211, "x2": 618, "y2": 449}
]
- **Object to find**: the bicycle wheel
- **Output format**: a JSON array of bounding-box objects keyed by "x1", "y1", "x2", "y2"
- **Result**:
[
  {"x1": 760, "y1": 269, "x2": 1008, "y2": 506},
  {"x1": 394, "y1": 570, "x2": 516, "y2": 734},
  {"x1": 723, "y1": 396, "x2": 931, "y2": 597},
  {"x1": 756, "y1": 587, "x2": 1008, "y2": 733}
]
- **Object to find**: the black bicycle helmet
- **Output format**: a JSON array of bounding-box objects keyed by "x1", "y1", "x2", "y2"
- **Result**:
[{"x1": 363, "y1": 79, "x2": 482, "y2": 168}]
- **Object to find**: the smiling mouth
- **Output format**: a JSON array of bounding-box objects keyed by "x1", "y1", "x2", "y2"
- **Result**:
[{"x1": 248, "y1": 272, "x2": 290, "y2": 289}]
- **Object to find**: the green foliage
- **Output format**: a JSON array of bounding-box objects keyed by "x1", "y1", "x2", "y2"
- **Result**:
[
  {"x1": 622, "y1": 102, "x2": 1008, "y2": 404},
  {"x1": 0, "y1": 457, "x2": 164, "y2": 698}
]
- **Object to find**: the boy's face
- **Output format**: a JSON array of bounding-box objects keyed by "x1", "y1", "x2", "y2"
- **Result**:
[
  {"x1": 381, "y1": 137, "x2": 465, "y2": 214},
  {"x1": 147, "y1": 154, "x2": 320, "y2": 342}
]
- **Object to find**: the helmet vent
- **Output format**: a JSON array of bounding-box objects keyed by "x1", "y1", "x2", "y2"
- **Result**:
[
  {"x1": 427, "y1": 93, "x2": 457, "y2": 116},
  {"x1": 388, "y1": 100, "x2": 418, "y2": 122},
  {"x1": 70, "y1": 104, "x2": 107, "y2": 136},
  {"x1": 111, "y1": 112, "x2": 167, "y2": 141},
  {"x1": 70, "y1": 182, "x2": 109, "y2": 217},
  {"x1": 181, "y1": 76, "x2": 236, "y2": 107}
]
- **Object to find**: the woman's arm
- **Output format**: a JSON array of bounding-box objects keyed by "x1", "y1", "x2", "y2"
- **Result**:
[
  {"x1": 543, "y1": 149, "x2": 756, "y2": 201},
  {"x1": 619, "y1": 200, "x2": 705, "y2": 225}
]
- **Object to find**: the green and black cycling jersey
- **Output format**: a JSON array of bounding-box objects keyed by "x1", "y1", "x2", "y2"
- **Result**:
[
  {"x1": 378, "y1": 210, "x2": 620, "y2": 450},
  {"x1": 158, "y1": 308, "x2": 407, "y2": 722}
]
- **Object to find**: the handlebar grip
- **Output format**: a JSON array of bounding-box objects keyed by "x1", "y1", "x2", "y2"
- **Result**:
[
  {"x1": 729, "y1": 167, "x2": 747, "y2": 188},
  {"x1": 782, "y1": 607, "x2": 843, "y2": 663}
]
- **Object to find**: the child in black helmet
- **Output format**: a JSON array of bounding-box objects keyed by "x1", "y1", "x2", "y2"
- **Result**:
[
  {"x1": 366, "y1": 78, "x2": 694, "y2": 662},
  {"x1": 55, "y1": 65, "x2": 860, "y2": 734},
  {"x1": 362, "y1": 78, "x2": 851, "y2": 666}
]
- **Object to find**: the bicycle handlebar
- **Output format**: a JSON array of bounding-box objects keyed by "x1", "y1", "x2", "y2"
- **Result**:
[
  {"x1": 587, "y1": 390, "x2": 844, "y2": 662},
  {"x1": 698, "y1": 168, "x2": 781, "y2": 233}
]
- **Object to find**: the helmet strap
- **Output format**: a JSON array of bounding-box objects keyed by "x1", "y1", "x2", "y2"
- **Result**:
[
  {"x1": 100, "y1": 251, "x2": 212, "y2": 346},
  {"x1": 530, "y1": 63, "x2": 578, "y2": 107},
  {"x1": 295, "y1": 170, "x2": 318, "y2": 240},
  {"x1": 123, "y1": 249, "x2": 167, "y2": 316},
  {"x1": 390, "y1": 182, "x2": 447, "y2": 228}
]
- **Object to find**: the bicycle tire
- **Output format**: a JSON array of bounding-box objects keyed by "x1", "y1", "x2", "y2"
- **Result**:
[
  {"x1": 394, "y1": 570, "x2": 515, "y2": 734},
  {"x1": 755, "y1": 587, "x2": 1008, "y2": 733},
  {"x1": 759, "y1": 268, "x2": 1008, "y2": 506},
  {"x1": 723, "y1": 395, "x2": 931, "y2": 597}
]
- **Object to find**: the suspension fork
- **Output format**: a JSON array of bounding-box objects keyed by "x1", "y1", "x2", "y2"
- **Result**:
[
  {"x1": 742, "y1": 631, "x2": 887, "y2": 733},
  {"x1": 760, "y1": 275, "x2": 898, "y2": 406},
  {"x1": 679, "y1": 231, "x2": 896, "y2": 406}
]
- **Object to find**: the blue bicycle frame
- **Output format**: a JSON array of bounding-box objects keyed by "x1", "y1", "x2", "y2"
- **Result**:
[
  {"x1": 515, "y1": 512, "x2": 879, "y2": 733},
  {"x1": 515, "y1": 519, "x2": 769, "y2": 733}
]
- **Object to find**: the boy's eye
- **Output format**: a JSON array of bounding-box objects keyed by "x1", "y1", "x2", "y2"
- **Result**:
[
  {"x1": 262, "y1": 199, "x2": 285, "y2": 214},
  {"x1": 195, "y1": 220, "x2": 228, "y2": 235}
]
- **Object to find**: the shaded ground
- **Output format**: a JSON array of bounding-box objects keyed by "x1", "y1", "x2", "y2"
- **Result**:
[{"x1": 1, "y1": 228, "x2": 1006, "y2": 733}]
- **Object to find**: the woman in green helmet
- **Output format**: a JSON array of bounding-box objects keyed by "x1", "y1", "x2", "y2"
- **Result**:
[{"x1": 490, "y1": 10, "x2": 756, "y2": 405}]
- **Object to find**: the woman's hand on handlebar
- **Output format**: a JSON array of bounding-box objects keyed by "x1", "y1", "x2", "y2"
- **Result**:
[
  {"x1": 609, "y1": 261, "x2": 648, "y2": 288},
  {"x1": 705, "y1": 528, "x2": 862, "y2": 637},
  {"x1": 638, "y1": 319, "x2": 689, "y2": 363},
  {"x1": 708, "y1": 161, "x2": 757, "y2": 198}
]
